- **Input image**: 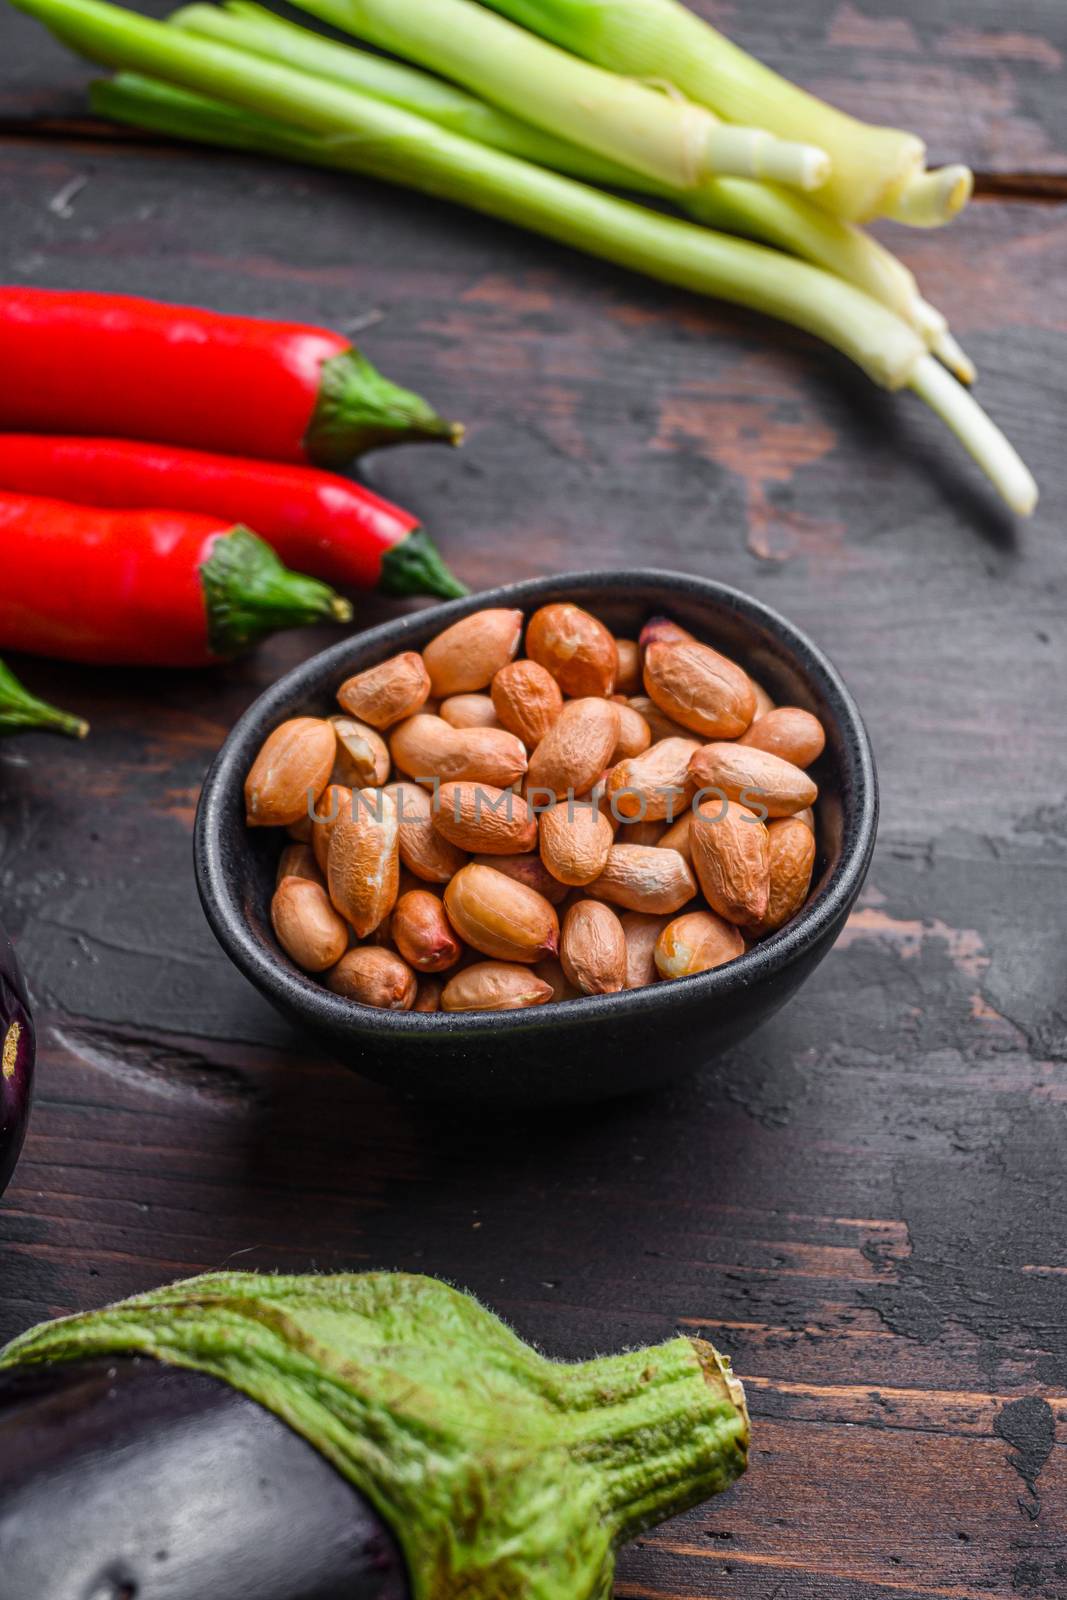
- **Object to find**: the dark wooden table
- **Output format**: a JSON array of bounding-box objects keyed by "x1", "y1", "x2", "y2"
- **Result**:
[{"x1": 2, "y1": 3, "x2": 1066, "y2": 1594}]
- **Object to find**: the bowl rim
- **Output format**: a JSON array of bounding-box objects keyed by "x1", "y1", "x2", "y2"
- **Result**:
[{"x1": 194, "y1": 567, "x2": 878, "y2": 1038}]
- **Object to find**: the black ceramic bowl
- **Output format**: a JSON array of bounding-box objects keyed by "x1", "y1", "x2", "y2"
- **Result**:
[{"x1": 195, "y1": 570, "x2": 877, "y2": 1106}]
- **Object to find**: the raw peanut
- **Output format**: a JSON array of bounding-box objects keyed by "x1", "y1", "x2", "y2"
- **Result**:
[
  {"x1": 794, "y1": 806, "x2": 816, "y2": 834},
  {"x1": 617, "y1": 819, "x2": 665, "y2": 847},
  {"x1": 620, "y1": 911, "x2": 671, "y2": 988},
  {"x1": 434, "y1": 782, "x2": 538, "y2": 854},
  {"x1": 330, "y1": 715, "x2": 391, "y2": 789},
  {"x1": 657, "y1": 813, "x2": 693, "y2": 863},
  {"x1": 654, "y1": 910, "x2": 744, "y2": 980},
  {"x1": 586, "y1": 844, "x2": 697, "y2": 915},
  {"x1": 561, "y1": 900, "x2": 627, "y2": 995},
  {"x1": 423, "y1": 608, "x2": 524, "y2": 695},
  {"x1": 414, "y1": 976, "x2": 443, "y2": 1013},
  {"x1": 613, "y1": 638, "x2": 641, "y2": 695},
  {"x1": 689, "y1": 800, "x2": 770, "y2": 926},
  {"x1": 608, "y1": 737, "x2": 701, "y2": 822},
  {"x1": 474, "y1": 852, "x2": 569, "y2": 906},
  {"x1": 610, "y1": 703, "x2": 652, "y2": 763},
  {"x1": 491, "y1": 659, "x2": 563, "y2": 748},
  {"x1": 749, "y1": 817, "x2": 816, "y2": 936},
  {"x1": 443, "y1": 862, "x2": 559, "y2": 964},
  {"x1": 539, "y1": 802, "x2": 613, "y2": 886},
  {"x1": 627, "y1": 695, "x2": 695, "y2": 745},
  {"x1": 439, "y1": 694, "x2": 501, "y2": 730},
  {"x1": 749, "y1": 678, "x2": 776, "y2": 719},
  {"x1": 271, "y1": 875, "x2": 349, "y2": 972},
  {"x1": 327, "y1": 947, "x2": 416, "y2": 1010},
  {"x1": 643, "y1": 639, "x2": 756, "y2": 739},
  {"x1": 337, "y1": 652, "x2": 430, "y2": 729},
  {"x1": 526, "y1": 603, "x2": 618, "y2": 698},
  {"x1": 286, "y1": 814, "x2": 313, "y2": 844},
  {"x1": 390, "y1": 715, "x2": 527, "y2": 789},
  {"x1": 534, "y1": 957, "x2": 578, "y2": 1002},
  {"x1": 688, "y1": 742, "x2": 817, "y2": 819},
  {"x1": 441, "y1": 961, "x2": 553, "y2": 1013},
  {"x1": 326, "y1": 787, "x2": 400, "y2": 938},
  {"x1": 245, "y1": 717, "x2": 336, "y2": 827},
  {"x1": 738, "y1": 706, "x2": 826, "y2": 768},
  {"x1": 527, "y1": 698, "x2": 620, "y2": 801},
  {"x1": 276, "y1": 841, "x2": 322, "y2": 887},
  {"x1": 392, "y1": 889, "x2": 462, "y2": 973},
  {"x1": 311, "y1": 783, "x2": 353, "y2": 874},
  {"x1": 639, "y1": 616, "x2": 694, "y2": 650},
  {"x1": 384, "y1": 780, "x2": 466, "y2": 884}
]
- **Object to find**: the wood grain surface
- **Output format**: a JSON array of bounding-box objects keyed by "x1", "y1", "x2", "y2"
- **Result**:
[{"x1": 1, "y1": 1, "x2": 1066, "y2": 1596}]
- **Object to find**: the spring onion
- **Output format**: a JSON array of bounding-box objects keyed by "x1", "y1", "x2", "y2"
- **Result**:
[
  {"x1": 284, "y1": 0, "x2": 832, "y2": 192},
  {"x1": 18, "y1": 0, "x2": 1034, "y2": 512},
  {"x1": 479, "y1": 0, "x2": 974, "y2": 227},
  {"x1": 168, "y1": 1, "x2": 973, "y2": 379}
]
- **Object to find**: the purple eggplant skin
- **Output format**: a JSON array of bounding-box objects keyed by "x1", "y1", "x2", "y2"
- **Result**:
[
  {"x1": 0, "y1": 1356, "x2": 410, "y2": 1600},
  {"x1": 0, "y1": 921, "x2": 33, "y2": 1200}
]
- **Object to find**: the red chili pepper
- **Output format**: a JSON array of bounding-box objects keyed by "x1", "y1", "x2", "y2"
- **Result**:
[
  {"x1": 0, "y1": 289, "x2": 462, "y2": 468},
  {"x1": 0, "y1": 435, "x2": 467, "y2": 600},
  {"x1": 0, "y1": 493, "x2": 353, "y2": 667}
]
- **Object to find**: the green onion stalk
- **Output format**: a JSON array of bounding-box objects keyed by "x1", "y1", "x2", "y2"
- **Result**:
[
  {"x1": 167, "y1": 1, "x2": 972, "y2": 380},
  {"x1": 286, "y1": 0, "x2": 833, "y2": 192},
  {"x1": 479, "y1": 0, "x2": 974, "y2": 228},
  {"x1": 18, "y1": 0, "x2": 1035, "y2": 513}
]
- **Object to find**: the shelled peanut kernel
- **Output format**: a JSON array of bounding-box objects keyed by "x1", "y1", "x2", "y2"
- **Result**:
[{"x1": 246, "y1": 604, "x2": 824, "y2": 1012}]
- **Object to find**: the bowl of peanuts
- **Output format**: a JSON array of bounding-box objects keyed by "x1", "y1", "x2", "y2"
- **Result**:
[{"x1": 195, "y1": 569, "x2": 877, "y2": 1104}]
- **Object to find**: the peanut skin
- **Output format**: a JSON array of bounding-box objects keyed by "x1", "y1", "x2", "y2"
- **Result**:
[
  {"x1": 245, "y1": 717, "x2": 336, "y2": 828},
  {"x1": 271, "y1": 875, "x2": 349, "y2": 972},
  {"x1": 423, "y1": 609, "x2": 524, "y2": 696},
  {"x1": 526, "y1": 603, "x2": 618, "y2": 698},
  {"x1": 441, "y1": 961, "x2": 553, "y2": 1013},
  {"x1": 491, "y1": 659, "x2": 563, "y2": 748},
  {"x1": 654, "y1": 911, "x2": 744, "y2": 980},
  {"x1": 643, "y1": 639, "x2": 755, "y2": 740},
  {"x1": 738, "y1": 707, "x2": 826, "y2": 769},
  {"x1": 527, "y1": 698, "x2": 620, "y2": 802},
  {"x1": 327, "y1": 788, "x2": 400, "y2": 939},
  {"x1": 443, "y1": 862, "x2": 559, "y2": 964},
  {"x1": 689, "y1": 799, "x2": 770, "y2": 926},
  {"x1": 392, "y1": 889, "x2": 463, "y2": 973},
  {"x1": 433, "y1": 781, "x2": 538, "y2": 855},
  {"x1": 586, "y1": 844, "x2": 697, "y2": 915},
  {"x1": 561, "y1": 900, "x2": 627, "y2": 995},
  {"x1": 337, "y1": 653, "x2": 431, "y2": 730},
  {"x1": 327, "y1": 947, "x2": 417, "y2": 1010}
]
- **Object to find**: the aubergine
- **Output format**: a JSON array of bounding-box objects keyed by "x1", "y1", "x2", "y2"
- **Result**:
[
  {"x1": 0, "y1": 1357, "x2": 407, "y2": 1600},
  {"x1": 0, "y1": 1270, "x2": 750, "y2": 1600},
  {"x1": 0, "y1": 919, "x2": 33, "y2": 1199}
]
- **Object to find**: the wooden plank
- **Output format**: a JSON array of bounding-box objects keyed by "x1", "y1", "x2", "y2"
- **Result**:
[
  {"x1": 0, "y1": 134, "x2": 1065, "y2": 1598},
  {"x1": 1, "y1": 0, "x2": 1065, "y2": 180}
]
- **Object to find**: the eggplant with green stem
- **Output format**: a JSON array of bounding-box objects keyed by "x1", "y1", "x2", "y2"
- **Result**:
[
  {"x1": 0, "y1": 1270, "x2": 750, "y2": 1600},
  {"x1": 479, "y1": 0, "x2": 974, "y2": 227},
  {"x1": 17, "y1": 0, "x2": 1034, "y2": 511}
]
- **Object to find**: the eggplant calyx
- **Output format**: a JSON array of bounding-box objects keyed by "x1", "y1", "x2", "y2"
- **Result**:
[{"x1": 0, "y1": 1272, "x2": 749, "y2": 1600}]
